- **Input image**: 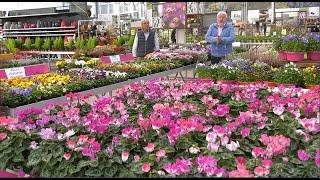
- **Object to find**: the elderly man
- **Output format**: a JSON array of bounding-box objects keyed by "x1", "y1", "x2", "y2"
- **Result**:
[
  {"x1": 132, "y1": 19, "x2": 160, "y2": 58},
  {"x1": 205, "y1": 11, "x2": 235, "y2": 64}
]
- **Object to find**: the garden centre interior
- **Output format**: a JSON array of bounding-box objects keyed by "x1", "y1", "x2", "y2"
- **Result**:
[{"x1": 0, "y1": 2, "x2": 319, "y2": 178}]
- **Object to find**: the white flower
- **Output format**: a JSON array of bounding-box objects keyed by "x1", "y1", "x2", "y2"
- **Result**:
[
  {"x1": 75, "y1": 60, "x2": 86, "y2": 66},
  {"x1": 157, "y1": 170, "x2": 165, "y2": 176},
  {"x1": 296, "y1": 129, "x2": 305, "y2": 136},
  {"x1": 196, "y1": 63, "x2": 205, "y2": 68},
  {"x1": 57, "y1": 133, "x2": 64, "y2": 140},
  {"x1": 64, "y1": 129, "x2": 75, "y2": 139},
  {"x1": 225, "y1": 141, "x2": 240, "y2": 151},
  {"x1": 189, "y1": 146, "x2": 200, "y2": 154}
]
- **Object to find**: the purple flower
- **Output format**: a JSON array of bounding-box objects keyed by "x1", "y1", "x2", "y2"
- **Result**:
[
  {"x1": 29, "y1": 141, "x2": 39, "y2": 150},
  {"x1": 38, "y1": 128, "x2": 56, "y2": 140},
  {"x1": 300, "y1": 36, "x2": 308, "y2": 44},
  {"x1": 282, "y1": 34, "x2": 298, "y2": 42},
  {"x1": 297, "y1": 150, "x2": 310, "y2": 161}
]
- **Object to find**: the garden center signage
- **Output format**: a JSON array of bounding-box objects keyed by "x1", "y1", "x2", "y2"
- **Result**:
[
  {"x1": 110, "y1": 55, "x2": 121, "y2": 63},
  {"x1": 4, "y1": 67, "x2": 26, "y2": 79},
  {"x1": 162, "y1": 2, "x2": 186, "y2": 29}
]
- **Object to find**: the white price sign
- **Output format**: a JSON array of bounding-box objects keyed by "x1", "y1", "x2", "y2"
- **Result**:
[
  {"x1": 5, "y1": 67, "x2": 26, "y2": 79},
  {"x1": 110, "y1": 55, "x2": 121, "y2": 64},
  {"x1": 232, "y1": 42, "x2": 241, "y2": 47}
]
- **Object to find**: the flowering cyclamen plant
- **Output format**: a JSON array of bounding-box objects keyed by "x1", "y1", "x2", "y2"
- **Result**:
[{"x1": 0, "y1": 78, "x2": 319, "y2": 177}]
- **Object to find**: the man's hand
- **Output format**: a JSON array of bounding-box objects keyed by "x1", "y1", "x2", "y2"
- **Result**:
[{"x1": 215, "y1": 36, "x2": 221, "y2": 44}]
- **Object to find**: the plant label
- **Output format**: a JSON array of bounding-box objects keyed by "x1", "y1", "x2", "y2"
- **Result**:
[
  {"x1": 110, "y1": 55, "x2": 121, "y2": 64},
  {"x1": 5, "y1": 67, "x2": 26, "y2": 79}
]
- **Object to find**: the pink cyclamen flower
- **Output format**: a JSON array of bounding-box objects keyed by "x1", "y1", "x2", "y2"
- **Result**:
[
  {"x1": 29, "y1": 141, "x2": 39, "y2": 150},
  {"x1": 122, "y1": 151, "x2": 129, "y2": 162},
  {"x1": 0, "y1": 132, "x2": 7, "y2": 141},
  {"x1": 315, "y1": 156, "x2": 320, "y2": 168},
  {"x1": 66, "y1": 140, "x2": 76, "y2": 149},
  {"x1": 236, "y1": 156, "x2": 247, "y2": 165},
  {"x1": 240, "y1": 128, "x2": 250, "y2": 138},
  {"x1": 262, "y1": 159, "x2": 273, "y2": 168},
  {"x1": 254, "y1": 166, "x2": 269, "y2": 176},
  {"x1": 134, "y1": 155, "x2": 141, "y2": 162},
  {"x1": 156, "y1": 149, "x2": 167, "y2": 158},
  {"x1": 142, "y1": 162, "x2": 151, "y2": 173},
  {"x1": 252, "y1": 147, "x2": 265, "y2": 158},
  {"x1": 144, "y1": 143, "x2": 155, "y2": 153},
  {"x1": 64, "y1": 152, "x2": 71, "y2": 160},
  {"x1": 297, "y1": 150, "x2": 310, "y2": 161}
]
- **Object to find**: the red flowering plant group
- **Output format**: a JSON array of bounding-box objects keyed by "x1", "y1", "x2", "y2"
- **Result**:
[{"x1": 0, "y1": 79, "x2": 319, "y2": 177}]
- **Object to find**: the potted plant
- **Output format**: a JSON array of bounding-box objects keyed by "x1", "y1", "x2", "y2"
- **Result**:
[
  {"x1": 24, "y1": 37, "x2": 33, "y2": 51},
  {"x1": 282, "y1": 34, "x2": 307, "y2": 61},
  {"x1": 306, "y1": 33, "x2": 320, "y2": 61},
  {"x1": 4, "y1": 38, "x2": 17, "y2": 54},
  {"x1": 33, "y1": 37, "x2": 42, "y2": 51},
  {"x1": 302, "y1": 65, "x2": 320, "y2": 88},
  {"x1": 273, "y1": 37, "x2": 286, "y2": 61},
  {"x1": 65, "y1": 39, "x2": 75, "y2": 51},
  {"x1": 274, "y1": 62, "x2": 303, "y2": 86},
  {"x1": 42, "y1": 37, "x2": 52, "y2": 51}
]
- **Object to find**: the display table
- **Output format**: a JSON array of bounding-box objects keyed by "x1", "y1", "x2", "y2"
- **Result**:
[
  {"x1": 291, "y1": 60, "x2": 320, "y2": 68},
  {"x1": 1, "y1": 63, "x2": 196, "y2": 117}
]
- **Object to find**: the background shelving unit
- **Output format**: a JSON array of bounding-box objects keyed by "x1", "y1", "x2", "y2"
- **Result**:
[
  {"x1": 2, "y1": 26, "x2": 77, "y2": 39},
  {"x1": 185, "y1": 14, "x2": 203, "y2": 43}
]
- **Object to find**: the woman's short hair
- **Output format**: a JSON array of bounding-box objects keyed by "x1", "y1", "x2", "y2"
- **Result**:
[{"x1": 217, "y1": 11, "x2": 227, "y2": 18}]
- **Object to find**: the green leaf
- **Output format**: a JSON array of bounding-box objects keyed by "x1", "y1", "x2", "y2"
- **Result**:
[
  {"x1": 68, "y1": 165, "x2": 81, "y2": 175},
  {"x1": 12, "y1": 153, "x2": 25, "y2": 163},
  {"x1": 290, "y1": 158, "x2": 302, "y2": 165},
  {"x1": 0, "y1": 139, "x2": 13, "y2": 151},
  {"x1": 112, "y1": 156, "x2": 122, "y2": 164},
  {"x1": 103, "y1": 165, "x2": 118, "y2": 177},
  {"x1": 85, "y1": 168, "x2": 103, "y2": 177},
  {"x1": 77, "y1": 160, "x2": 99, "y2": 170},
  {"x1": 40, "y1": 166, "x2": 51, "y2": 177},
  {"x1": 42, "y1": 153, "x2": 53, "y2": 163},
  {"x1": 219, "y1": 152, "x2": 234, "y2": 160},
  {"x1": 53, "y1": 145, "x2": 64, "y2": 158},
  {"x1": 27, "y1": 149, "x2": 43, "y2": 166}
]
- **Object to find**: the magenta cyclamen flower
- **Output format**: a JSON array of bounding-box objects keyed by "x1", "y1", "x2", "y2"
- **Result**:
[
  {"x1": 163, "y1": 158, "x2": 192, "y2": 177},
  {"x1": 240, "y1": 128, "x2": 250, "y2": 138},
  {"x1": 262, "y1": 159, "x2": 273, "y2": 169},
  {"x1": 297, "y1": 150, "x2": 310, "y2": 161},
  {"x1": 213, "y1": 104, "x2": 230, "y2": 117},
  {"x1": 254, "y1": 166, "x2": 269, "y2": 176}
]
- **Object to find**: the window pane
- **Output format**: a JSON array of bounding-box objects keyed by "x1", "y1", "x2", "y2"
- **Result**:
[
  {"x1": 109, "y1": 4, "x2": 113, "y2": 14},
  {"x1": 101, "y1": 4, "x2": 108, "y2": 14}
]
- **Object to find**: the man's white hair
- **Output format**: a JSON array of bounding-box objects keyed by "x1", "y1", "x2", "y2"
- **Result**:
[{"x1": 217, "y1": 11, "x2": 227, "y2": 18}]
